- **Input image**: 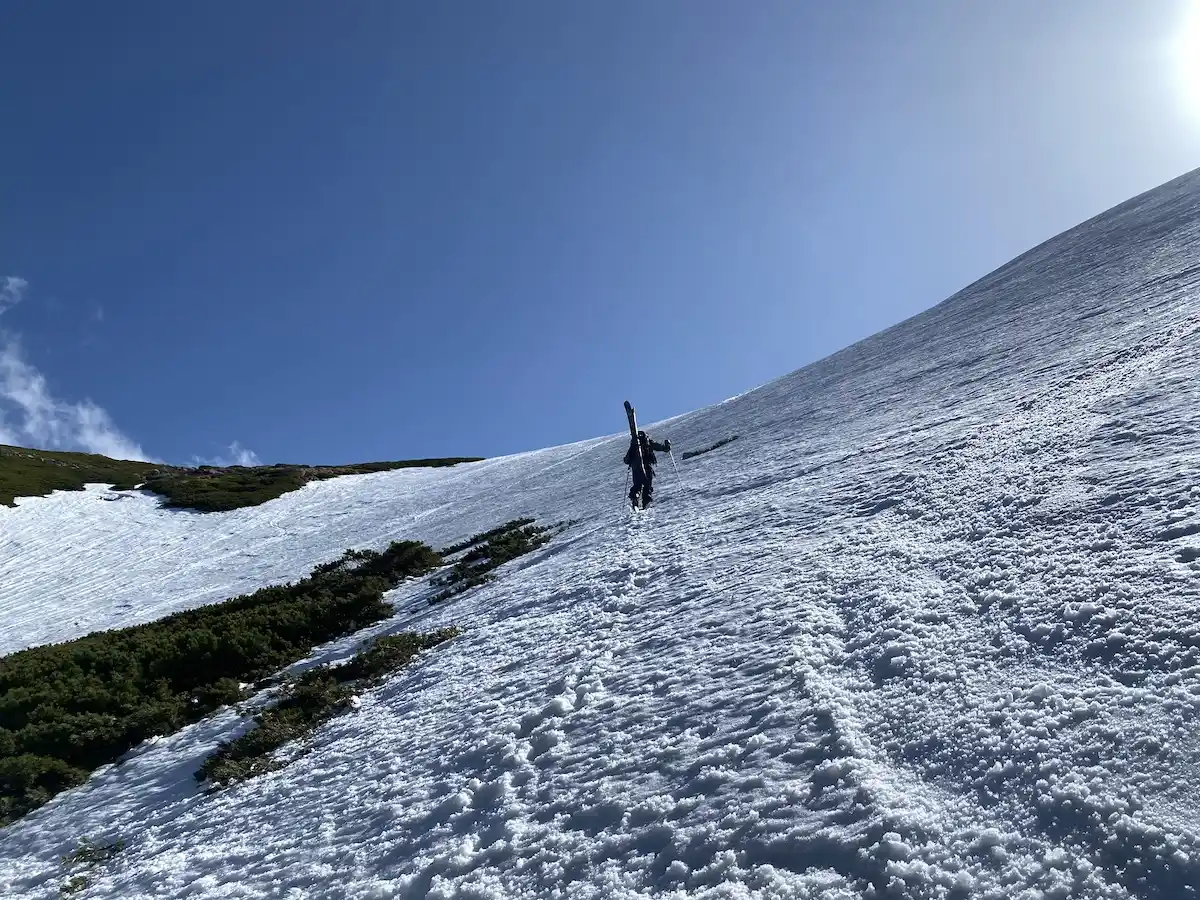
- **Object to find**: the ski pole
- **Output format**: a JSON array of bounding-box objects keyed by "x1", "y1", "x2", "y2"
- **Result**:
[
  {"x1": 622, "y1": 467, "x2": 631, "y2": 511},
  {"x1": 668, "y1": 448, "x2": 694, "y2": 502}
]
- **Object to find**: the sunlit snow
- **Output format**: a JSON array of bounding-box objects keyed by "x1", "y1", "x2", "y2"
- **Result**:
[{"x1": 3, "y1": 171, "x2": 1200, "y2": 898}]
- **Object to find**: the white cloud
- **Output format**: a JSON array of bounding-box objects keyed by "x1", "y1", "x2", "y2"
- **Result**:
[
  {"x1": 0, "y1": 276, "x2": 27, "y2": 315},
  {"x1": 0, "y1": 276, "x2": 154, "y2": 461},
  {"x1": 192, "y1": 441, "x2": 262, "y2": 468}
]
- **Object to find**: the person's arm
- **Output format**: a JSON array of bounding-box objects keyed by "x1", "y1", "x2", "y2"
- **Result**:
[{"x1": 649, "y1": 439, "x2": 671, "y2": 453}]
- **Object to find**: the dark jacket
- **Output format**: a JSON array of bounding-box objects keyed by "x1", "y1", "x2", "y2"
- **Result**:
[{"x1": 624, "y1": 433, "x2": 669, "y2": 469}]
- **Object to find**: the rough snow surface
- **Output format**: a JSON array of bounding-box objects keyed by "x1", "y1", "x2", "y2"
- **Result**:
[{"x1": 4, "y1": 171, "x2": 1200, "y2": 897}]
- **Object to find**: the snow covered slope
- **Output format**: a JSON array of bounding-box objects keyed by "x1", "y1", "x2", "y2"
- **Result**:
[{"x1": 3, "y1": 169, "x2": 1200, "y2": 898}]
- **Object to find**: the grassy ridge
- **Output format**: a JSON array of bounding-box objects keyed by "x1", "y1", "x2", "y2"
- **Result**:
[
  {"x1": 145, "y1": 459, "x2": 481, "y2": 513},
  {"x1": 0, "y1": 444, "x2": 482, "y2": 512},
  {"x1": 0, "y1": 445, "x2": 159, "y2": 508}
]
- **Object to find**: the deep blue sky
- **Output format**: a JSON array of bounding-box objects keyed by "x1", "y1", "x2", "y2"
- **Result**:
[{"x1": 2, "y1": 1, "x2": 1198, "y2": 463}]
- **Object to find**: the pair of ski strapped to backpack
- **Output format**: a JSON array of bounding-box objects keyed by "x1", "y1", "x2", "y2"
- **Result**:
[{"x1": 624, "y1": 400, "x2": 649, "y2": 483}]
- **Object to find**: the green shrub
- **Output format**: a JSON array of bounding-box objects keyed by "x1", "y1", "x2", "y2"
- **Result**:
[
  {"x1": 60, "y1": 875, "x2": 89, "y2": 896},
  {"x1": 198, "y1": 628, "x2": 459, "y2": 786},
  {"x1": 0, "y1": 539, "x2": 443, "y2": 825},
  {"x1": 62, "y1": 837, "x2": 126, "y2": 868},
  {"x1": 0, "y1": 517, "x2": 548, "y2": 823},
  {"x1": 0, "y1": 755, "x2": 89, "y2": 824},
  {"x1": 430, "y1": 521, "x2": 556, "y2": 604},
  {"x1": 338, "y1": 629, "x2": 461, "y2": 682},
  {"x1": 193, "y1": 678, "x2": 247, "y2": 714},
  {"x1": 198, "y1": 673, "x2": 355, "y2": 785},
  {"x1": 59, "y1": 836, "x2": 126, "y2": 897},
  {"x1": 440, "y1": 519, "x2": 536, "y2": 556}
]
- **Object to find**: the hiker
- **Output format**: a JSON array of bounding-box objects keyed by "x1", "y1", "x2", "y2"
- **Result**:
[{"x1": 625, "y1": 430, "x2": 671, "y2": 509}]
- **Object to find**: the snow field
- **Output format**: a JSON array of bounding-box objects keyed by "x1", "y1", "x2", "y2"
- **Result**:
[{"x1": 2, "y1": 170, "x2": 1200, "y2": 896}]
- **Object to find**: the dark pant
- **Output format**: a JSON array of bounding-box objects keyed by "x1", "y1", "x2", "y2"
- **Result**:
[{"x1": 629, "y1": 467, "x2": 654, "y2": 507}]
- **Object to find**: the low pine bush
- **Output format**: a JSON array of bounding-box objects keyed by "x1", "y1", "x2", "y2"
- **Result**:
[
  {"x1": 0, "y1": 540, "x2": 442, "y2": 824},
  {"x1": 430, "y1": 520, "x2": 556, "y2": 604},
  {"x1": 198, "y1": 628, "x2": 459, "y2": 785}
]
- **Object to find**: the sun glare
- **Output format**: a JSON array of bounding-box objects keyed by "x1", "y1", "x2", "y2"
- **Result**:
[{"x1": 1175, "y1": 0, "x2": 1200, "y2": 120}]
